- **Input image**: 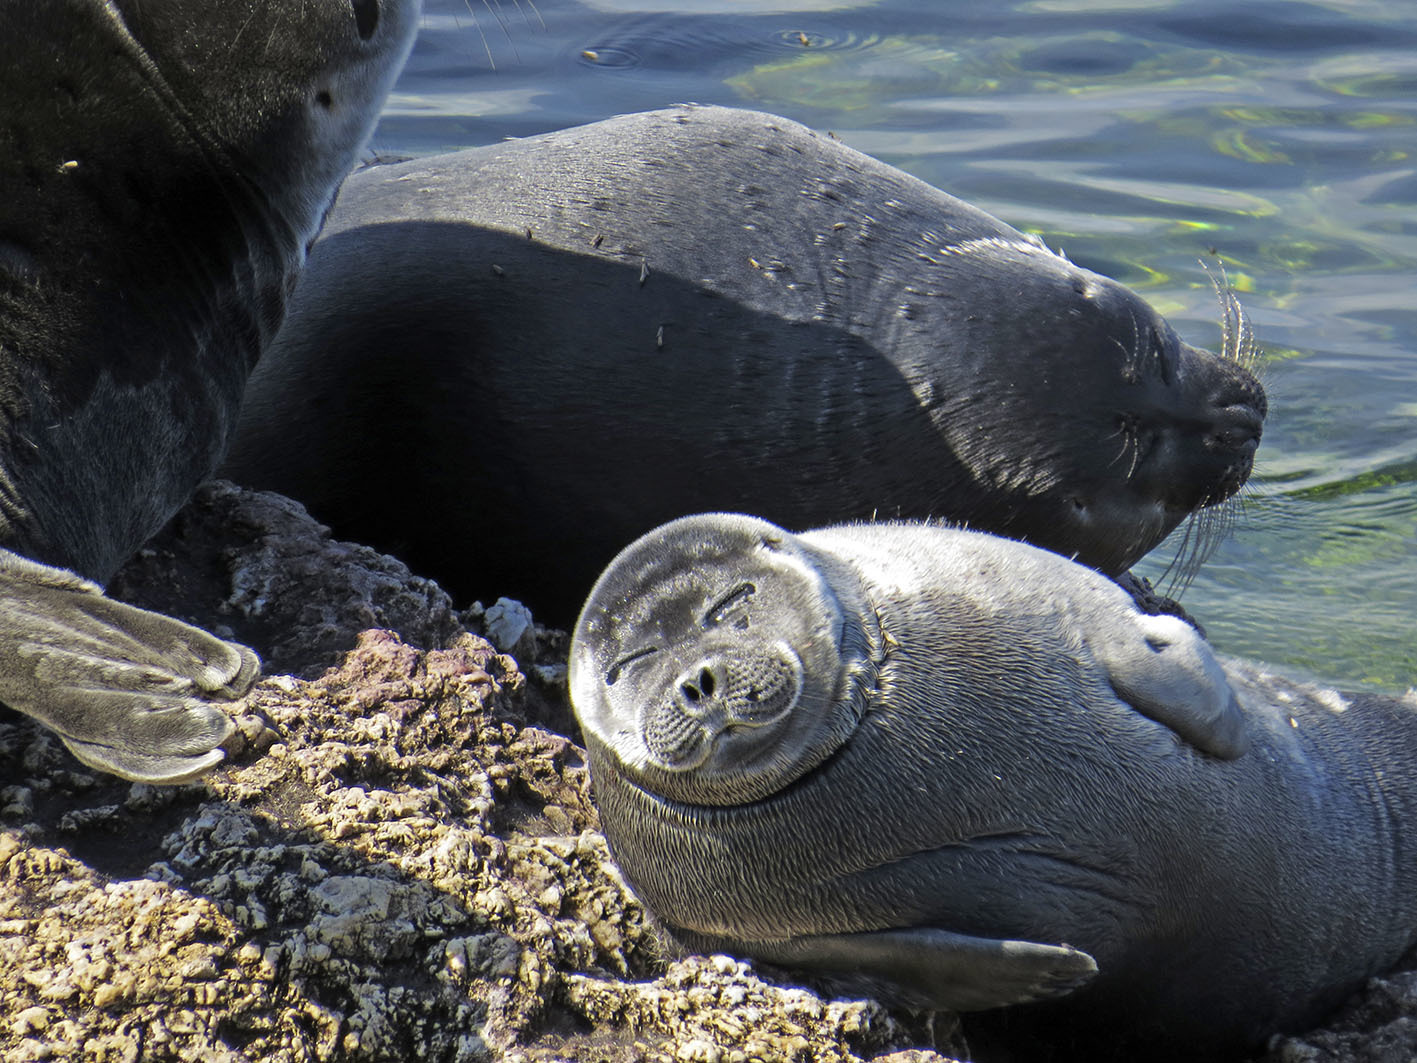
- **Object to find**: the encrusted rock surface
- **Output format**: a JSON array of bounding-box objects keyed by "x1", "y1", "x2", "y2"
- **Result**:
[
  {"x1": 3, "y1": 481, "x2": 1413, "y2": 1062},
  {"x1": 1265, "y1": 960, "x2": 1417, "y2": 1063},
  {"x1": 107, "y1": 481, "x2": 464, "y2": 678},
  {"x1": 1, "y1": 483, "x2": 960, "y2": 1063}
]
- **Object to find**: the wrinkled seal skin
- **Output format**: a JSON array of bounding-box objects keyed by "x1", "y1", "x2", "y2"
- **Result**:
[
  {"x1": 221, "y1": 104, "x2": 1266, "y2": 625},
  {"x1": 0, "y1": 0, "x2": 420, "y2": 782},
  {"x1": 570, "y1": 513, "x2": 1417, "y2": 1062}
]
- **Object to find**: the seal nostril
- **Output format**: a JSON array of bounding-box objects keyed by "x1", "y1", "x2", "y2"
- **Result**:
[
  {"x1": 351, "y1": 0, "x2": 378, "y2": 40},
  {"x1": 699, "y1": 667, "x2": 716, "y2": 697},
  {"x1": 681, "y1": 682, "x2": 701, "y2": 703}
]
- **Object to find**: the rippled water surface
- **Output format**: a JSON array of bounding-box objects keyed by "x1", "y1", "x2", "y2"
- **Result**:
[{"x1": 374, "y1": 0, "x2": 1417, "y2": 689}]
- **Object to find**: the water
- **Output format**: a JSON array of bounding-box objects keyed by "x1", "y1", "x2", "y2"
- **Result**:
[{"x1": 373, "y1": 0, "x2": 1417, "y2": 690}]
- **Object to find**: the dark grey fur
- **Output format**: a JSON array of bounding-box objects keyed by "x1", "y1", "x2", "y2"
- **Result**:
[
  {"x1": 571, "y1": 513, "x2": 1417, "y2": 1061},
  {"x1": 222, "y1": 105, "x2": 1265, "y2": 625},
  {"x1": 0, "y1": 0, "x2": 419, "y2": 781}
]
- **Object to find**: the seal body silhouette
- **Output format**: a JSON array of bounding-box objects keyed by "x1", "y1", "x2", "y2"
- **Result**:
[
  {"x1": 569, "y1": 513, "x2": 1417, "y2": 1061},
  {"x1": 222, "y1": 105, "x2": 1265, "y2": 624},
  {"x1": 0, "y1": 0, "x2": 420, "y2": 781}
]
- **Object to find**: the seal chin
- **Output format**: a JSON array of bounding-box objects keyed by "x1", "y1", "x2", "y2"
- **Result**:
[{"x1": 571, "y1": 513, "x2": 874, "y2": 807}]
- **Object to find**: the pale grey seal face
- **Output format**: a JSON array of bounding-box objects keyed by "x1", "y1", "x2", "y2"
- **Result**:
[{"x1": 571, "y1": 513, "x2": 873, "y2": 806}]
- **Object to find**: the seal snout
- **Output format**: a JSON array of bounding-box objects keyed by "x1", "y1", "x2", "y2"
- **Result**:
[
  {"x1": 642, "y1": 648, "x2": 804, "y2": 770},
  {"x1": 1197, "y1": 372, "x2": 1265, "y2": 504},
  {"x1": 1207, "y1": 400, "x2": 1264, "y2": 456}
]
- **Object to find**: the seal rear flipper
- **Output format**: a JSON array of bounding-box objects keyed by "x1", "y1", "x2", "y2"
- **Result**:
[
  {"x1": 1096, "y1": 611, "x2": 1249, "y2": 759},
  {"x1": 698, "y1": 927, "x2": 1098, "y2": 1012},
  {"x1": 0, "y1": 550, "x2": 259, "y2": 783}
]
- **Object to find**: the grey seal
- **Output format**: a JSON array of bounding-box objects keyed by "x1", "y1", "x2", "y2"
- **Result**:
[
  {"x1": 569, "y1": 513, "x2": 1417, "y2": 1061},
  {"x1": 221, "y1": 104, "x2": 1265, "y2": 625},
  {"x1": 0, "y1": 0, "x2": 420, "y2": 782}
]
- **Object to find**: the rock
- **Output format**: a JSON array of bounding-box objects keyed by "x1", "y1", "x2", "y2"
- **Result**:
[
  {"x1": 483, "y1": 598, "x2": 536, "y2": 660},
  {"x1": 108, "y1": 480, "x2": 463, "y2": 678},
  {"x1": 1263, "y1": 958, "x2": 1417, "y2": 1063}
]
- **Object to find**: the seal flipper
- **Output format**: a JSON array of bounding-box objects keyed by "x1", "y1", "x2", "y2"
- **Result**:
[
  {"x1": 0, "y1": 549, "x2": 259, "y2": 784},
  {"x1": 1095, "y1": 610, "x2": 1249, "y2": 760},
  {"x1": 693, "y1": 928, "x2": 1098, "y2": 1012}
]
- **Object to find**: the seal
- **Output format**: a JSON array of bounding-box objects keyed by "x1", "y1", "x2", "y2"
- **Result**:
[
  {"x1": 569, "y1": 513, "x2": 1417, "y2": 1061},
  {"x1": 220, "y1": 104, "x2": 1266, "y2": 625},
  {"x1": 0, "y1": 0, "x2": 421, "y2": 782}
]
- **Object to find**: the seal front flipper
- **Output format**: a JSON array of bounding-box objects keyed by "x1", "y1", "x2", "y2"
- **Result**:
[
  {"x1": 701, "y1": 928, "x2": 1097, "y2": 1012},
  {"x1": 1094, "y1": 610, "x2": 1249, "y2": 759},
  {"x1": 0, "y1": 550, "x2": 259, "y2": 784}
]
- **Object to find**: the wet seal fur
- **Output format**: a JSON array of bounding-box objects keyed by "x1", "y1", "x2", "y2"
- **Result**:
[
  {"x1": 222, "y1": 104, "x2": 1265, "y2": 625},
  {"x1": 0, "y1": 0, "x2": 420, "y2": 782},
  {"x1": 570, "y1": 513, "x2": 1417, "y2": 1061}
]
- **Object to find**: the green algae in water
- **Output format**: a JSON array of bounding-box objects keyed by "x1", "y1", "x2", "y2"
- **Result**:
[{"x1": 1284, "y1": 458, "x2": 1417, "y2": 503}]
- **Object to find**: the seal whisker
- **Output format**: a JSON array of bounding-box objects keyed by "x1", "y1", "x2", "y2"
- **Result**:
[
  {"x1": 460, "y1": 0, "x2": 499, "y2": 70},
  {"x1": 1127, "y1": 309, "x2": 1148, "y2": 381},
  {"x1": 509, "y1": 0, "x2": 547, "y2": 30},
  {"x1": 1203, "y1": 258, "x2": 1259, "y2": 372}
]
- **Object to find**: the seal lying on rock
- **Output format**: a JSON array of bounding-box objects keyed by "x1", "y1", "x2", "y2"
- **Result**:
[
  {"x1": 0, "y1": 0, "x2": 420, "y2": 782},
  {"x1": 221, "y1": 104, "x2": 1265, "y2": 625},
  {"x1": 569, "y1": 513, "x2": 1417, "y2": 1061}
]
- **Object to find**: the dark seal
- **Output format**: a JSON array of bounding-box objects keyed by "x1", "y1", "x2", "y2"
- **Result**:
[
  {"x1": 0, "y1": 0, "x2": 420, "y2": 782},
  {"x1": 570, "y1": 513, "x2": 1417, "y2": 1062},
  {"x1": 221, "y1": 104, "x2": 1265, "y2": 625}
]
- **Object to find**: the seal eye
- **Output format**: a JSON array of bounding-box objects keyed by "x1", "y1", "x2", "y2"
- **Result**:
[
  {"x1": 606, "y1": 646, "x2": 657, "y2": 686},
  {"x1": 705, "y1": 582, "x2": 756, "y2": 628},
  {"x1": 352, "y1": 0, "x2": 379, "y2": 40}
]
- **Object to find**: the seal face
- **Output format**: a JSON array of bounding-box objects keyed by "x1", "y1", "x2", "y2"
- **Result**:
[
  {"x1": 573, "y1": 513, "x2": 875, "y2": 806},
  {"x1": 221, "y1": 105, "x2": 1266, "y2": 624},
  {"x1": 0, "y1": 0, "x2": 420, "y2": 782},
  {"x1": 571, "y1": 514, "x2": 1417, "y2": 1061}
]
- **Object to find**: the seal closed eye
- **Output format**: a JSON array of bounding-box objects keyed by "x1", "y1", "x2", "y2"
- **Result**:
[{"x1": 571, "y1": 513, "x2": 1417, "y2": 1061}]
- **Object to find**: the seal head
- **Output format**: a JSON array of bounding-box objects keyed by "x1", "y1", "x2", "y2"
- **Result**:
[{"x1": 572, "y1": 513, "x2": 876, "y2": 806}]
